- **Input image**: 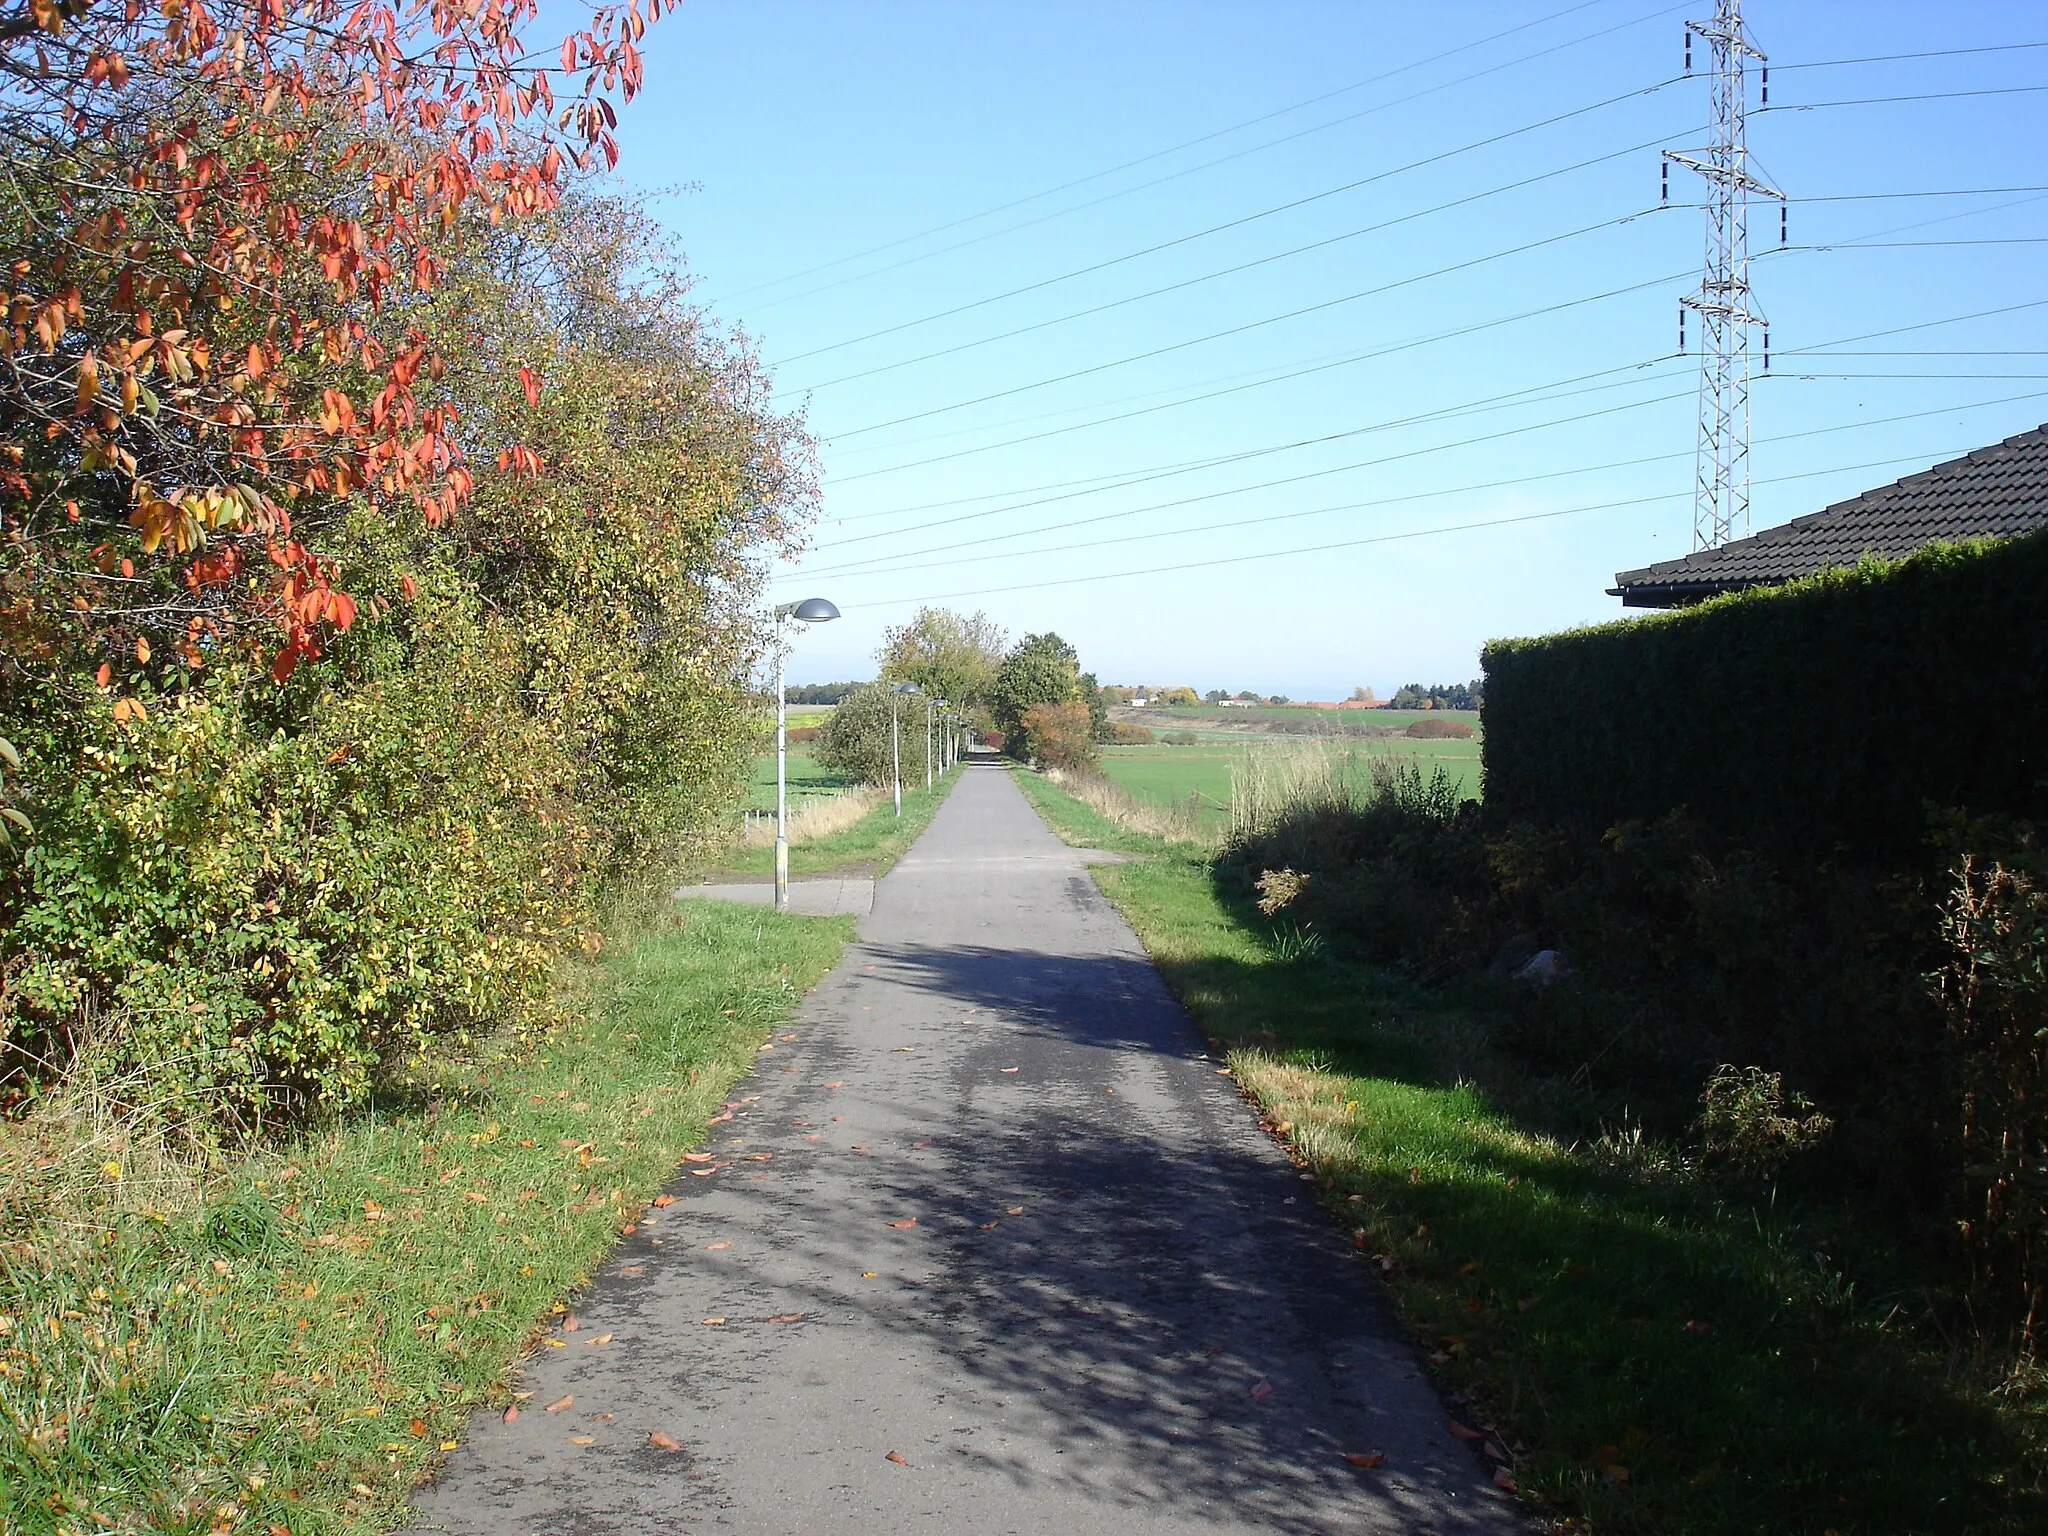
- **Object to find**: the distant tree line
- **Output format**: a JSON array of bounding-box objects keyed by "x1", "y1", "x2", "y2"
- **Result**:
[
  {"x1": 784, "y1": 682, "x2": 862, "y2": 705},
  {"x1": 1390, "y1": 680, "x2": 1483, "y2": 711}
]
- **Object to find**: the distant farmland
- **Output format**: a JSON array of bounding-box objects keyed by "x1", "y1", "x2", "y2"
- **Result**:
[{"x1": 1097, "y1": 705, "x2": 1481, "y2": 827}]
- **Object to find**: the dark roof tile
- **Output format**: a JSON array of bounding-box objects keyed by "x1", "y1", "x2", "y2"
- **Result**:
[{"x1": 1611, "y1": 422, "x2": 2048, "y2": 604}]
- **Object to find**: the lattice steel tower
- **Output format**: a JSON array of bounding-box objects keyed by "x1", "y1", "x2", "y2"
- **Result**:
[{"x1": 1664, "y1": 0, "x2": 1784, "y2": 549}]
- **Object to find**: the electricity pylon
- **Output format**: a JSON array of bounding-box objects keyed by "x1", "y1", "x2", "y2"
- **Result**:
[{"x1": 1664, "y1": 0, "x2": 1784, "y2": 549}]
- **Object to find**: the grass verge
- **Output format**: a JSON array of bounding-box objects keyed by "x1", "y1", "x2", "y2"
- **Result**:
[
  {"x1": 1014, "y1": 766, "x2": 2048, "y2": 1536},
  {"x1": 0, "y1": 900, "x2": 851, "y2": 1536},
  {"x1": 702, "y1": 766, "x2": 960, "y2": 881}
]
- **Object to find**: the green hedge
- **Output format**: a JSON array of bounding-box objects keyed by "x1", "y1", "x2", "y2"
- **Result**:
[{"x1": 1480, "y1": 531, "x2": 2048, "y2": 857}]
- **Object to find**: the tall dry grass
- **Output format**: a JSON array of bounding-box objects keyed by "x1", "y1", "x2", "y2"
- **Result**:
[
  {"x1": 739, "y1": 786, "x2": 888, "y2": 847},
  {"x1": 1042, "y1": 766, "x2": 1213, "y2": 845}
]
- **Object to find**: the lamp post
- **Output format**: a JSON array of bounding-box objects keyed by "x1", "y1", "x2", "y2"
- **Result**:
[
  {"x1": 891, "y1": 682, "x2": 919, "y2": 816},
  {"x1": 773, "y1": 597, "x2": 840, "y2": 911},
  {"x1": 925, "y1": 697, "x2": 945, "y2": 790}
]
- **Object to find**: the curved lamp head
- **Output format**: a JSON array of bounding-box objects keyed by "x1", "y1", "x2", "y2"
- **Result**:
[
  {"x1": 777, "y1": 597, "x2": 840, "y2": 623},
  {"x1": 893, "y1": 681, "x2": 921, "y2": 695}
]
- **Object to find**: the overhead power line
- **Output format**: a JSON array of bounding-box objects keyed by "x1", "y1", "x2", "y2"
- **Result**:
[
  {"x1": 804, "y1": 383, "x2": 2048, "y2": 583},
  {"x1": 720, "y1": 0, "x2": 1684, "y2": 313},
  {"x1": 826, "y1": 207, "x2": 1670, "y2": 440},
  {"x1": 812, "y1": 394, "x2": 2048, "y2": 611},
  {"x1": 823, "y1": 356, "x2": 1687, "y2": 536},
  {"x1": 774, "y1": 85, "x2": 1692, "y2": 373},
  {"x1": 823, "y1": 210, "x2": 2048, "y2": 485},
  {"x1": 789, "y1": 138, "x2": 1690, "y2": 393},
  {"x1": 805, "y1": 382, "x2": 1703, "y2": 575}
]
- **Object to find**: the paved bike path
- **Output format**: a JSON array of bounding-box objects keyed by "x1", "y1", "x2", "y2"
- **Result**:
[{"x1": 409, "y1": 762, "x2": 1524, "y2": 1534}]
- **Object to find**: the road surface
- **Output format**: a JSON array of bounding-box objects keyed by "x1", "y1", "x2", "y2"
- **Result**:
[{"x1": 409, "y1": 762, "x2": 1525, "y2": 1535}]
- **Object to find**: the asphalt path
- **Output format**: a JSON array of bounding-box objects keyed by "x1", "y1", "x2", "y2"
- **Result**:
[{"x1": 409, "y1": 762, "x2": 1526, "y2": 1535}]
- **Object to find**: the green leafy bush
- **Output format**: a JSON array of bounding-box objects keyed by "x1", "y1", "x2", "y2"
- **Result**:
[
  {"x1": 1103, "y1": 721, "x2": 1155, "y2": 744},
  {"x1": 0, "y1": 190, "x2": 805, "y2": 1126},
  {"x1": 813, "y1": 683, "x2": 910, "y2": 786}
]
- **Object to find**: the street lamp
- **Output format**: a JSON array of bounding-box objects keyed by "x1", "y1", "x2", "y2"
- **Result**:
[
  {"x1": 925, "y1": 697, "x2": 946, "y2": 790},
  {"x1": 890, "y1": 683, "x2": 920, "y2": 815},
  {"x1": 773, "y1": 597, "x2": 840, "y2": 911}
]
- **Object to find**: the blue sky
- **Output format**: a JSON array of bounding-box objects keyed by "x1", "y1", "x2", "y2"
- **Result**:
[{"x1": 606, "y1": 1, "x2": 2048, "y2": 697}]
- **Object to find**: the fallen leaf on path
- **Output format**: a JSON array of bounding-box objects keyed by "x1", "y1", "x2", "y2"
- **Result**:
[
  {"x1": 649, "y1": 1431, "x2": 682, "y2": 1451},
  {"x1": 885, "y1": 1450, "x2": 908, "y2": 1465},
  {"x1": 587, "y1": 1333, "x2": 613, "y2": 1346},
  {"x1": 1250, "y1": 1378, "x2": 1274, "y2": 1400},
  {"x1": 594, "y1": 1413, "x2": 613, "y2": 1421},
  {"x1": 862, "y1": 1271, "x2": 878, "y2": 1278},
  {"x1": 653, "y1": 1194, "x2": 677, "y2": 1207},
  {"x1": 543, "y1": 1339, "x2": 566, "y2": 1349},
  {"x1": 568, "y1": 1435, "x2": 595, "y2": 1445},
  {"x1": 912, "y1": 1139, "x2": 933, "y2": 1147},
  {"x1": 701, "y1": 1317, "x2": 726, "y2": 1325},
  {"x1": 561, "y1": 1315, "x2": 581, "y2": 1331},
  {"x1": 999, "y1": 1067, "x2": 1020, "y2": 1074},
  {"x1": 979, "y1": 1221, "x2": 999, "y2": 1230},
  {"x1": 708, "y1": 1240, "x2": 732, "y2": 1250},
  {"x1": 501, "y1": 1406, "x2": 519, "y2": 1424},
  {"x1": 824, "y1": 1081, "x2": 844, "y2": 1089},
  {"x1": 620, "y1": 1223, "x2": 638, "y2": 1235},
  {"x1": 408, "y1": 1417, "x2": 427, "y2": 1436},
  {"x1": 1493, "y1": 1467, "x2": 1517, "y2": 1491},
  {"x1": 619, "y1": 1266, "x2": 644, "y2": 1274},
  {"x1": 1447, "y1": 1422, "x2": 1484, "y2": 1441},
  {"x1": 1343, "y1": 1452, "x2": 1385, "y2": 1469},
  {"x1": 768, "y1": 1312, "x2": 805, "y2": 1323},
  {"x1": 1007, "y1": 1206, "x2": 1024, "y2": 1215},
  {"x1": 887, "y1": 1218, "x2": 918, "y2": 1228},
  {"x1": 681, "y1": 1153, "x2": 714, "y2": 1164},
  {"x1": 544, "y1": 1395, "x2": 574, "y2": 1413},
  {"x1": 781, "y1": 1033, "x2": 798, "y2": 1041}
]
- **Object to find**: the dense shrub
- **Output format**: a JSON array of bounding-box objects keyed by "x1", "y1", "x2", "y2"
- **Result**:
[
  {"x1": 1404, "y1": 718, "x2": 1474, "y2": 740},
  {"x1": 0, "y1": 191, "x2": 810, "y2": 1125},
  {"x1": 785, "y1": 725, "x2": 822, "y2": 745},
  {"x1": 812, "y1": 684, "x2": 901, "y2": 786},
  {"x1": 1226, "y1": 755, "x2": 1487, "y2": 981},
  {"x1": 1162, "y1": 731, "x2": 1203, "y2": 746},
  {"x1": 1103, "y1": 722, "x2": 1156, "y2": 745},
  {"x1": 1481, "y1": 532, "x2": 2048, "y2": 860},
  {"x1": 1018, "y1": 701, "x2": 1099, "y2": 772}
]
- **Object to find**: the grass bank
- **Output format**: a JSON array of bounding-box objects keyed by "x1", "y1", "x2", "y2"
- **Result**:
[
  {"x1": 0, "y1": 901, "x2": 851, "y2": 1536},
  {"x1": 1012, "y1": 766, "x2": 2048, "y2": 1536},
  {"x1": 706, "y1": 766, "x2": 960, "y2": 881}
]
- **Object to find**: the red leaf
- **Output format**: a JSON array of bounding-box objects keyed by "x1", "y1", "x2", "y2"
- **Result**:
[
  {"x1": 885, "y1": 1450, "x2": 908, "y2": 1465},
  {"x1": 886, "y1": 1218, "x2": 917, "y2": 1229},
  {"x1": 543, "y1": 1394, "x2": 574, "y2": 1413},
  {"x1": 1342, "y1": 1452, "x2": 1384, "y2": 1469},
  {"x1": 649, "y1": 1430, "x2": 682, "y2": 1451}
]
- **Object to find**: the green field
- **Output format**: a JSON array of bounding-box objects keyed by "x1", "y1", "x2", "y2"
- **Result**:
[
  {"x1": 745, "y1": 747, "x2": 850, "y2": 810},
  {"x1": 1097, "y1": 738, "x2": 1482, "y2": 824}
]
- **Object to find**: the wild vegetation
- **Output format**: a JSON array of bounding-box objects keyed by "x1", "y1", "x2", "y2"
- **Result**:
[
  {"x1": 0, "y1": 3, "x2": 850, "y2": 1526},
  {"x1": 1016, "y1": 760, "x2": 2048, "y2": 1534}
]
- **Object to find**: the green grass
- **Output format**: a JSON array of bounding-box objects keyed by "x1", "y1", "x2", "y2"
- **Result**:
[
  {"x1": 1012, "y1": 767, "x2": 2048, "y2": 1536},
  {"x1": 744, "y1": 747, "x2": 850, "y2": 810},
  {"x1": 1097, "y1": 740, "x2": 1483, "y2": 821},
  {"x1": 0, "y1": 901, "x2": 852, "y2": 1535},
  {"x1": 709, "y1": 765, "x2": 959, "y2": 880}
]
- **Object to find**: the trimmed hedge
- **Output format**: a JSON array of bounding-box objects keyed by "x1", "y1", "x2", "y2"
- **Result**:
[{"x1": 1481, "y1": 531, "x2": 2048, "y2": 857}]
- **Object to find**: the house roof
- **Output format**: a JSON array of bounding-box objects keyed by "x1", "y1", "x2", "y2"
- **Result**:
[{"x1": 1610, "y1": 421, "x2": 2048, "y2": 607}]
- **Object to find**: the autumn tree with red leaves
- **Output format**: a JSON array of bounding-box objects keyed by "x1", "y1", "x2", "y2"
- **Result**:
[
  {"x1": 0, "y1": 0, "x2": 662, "y2": 684},
  {"x1": 0, "y1": 1, "x2": 819, "y2": 1120}
]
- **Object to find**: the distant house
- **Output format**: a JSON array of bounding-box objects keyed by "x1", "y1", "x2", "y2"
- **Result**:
[
  {"x1": 1129, "y1": 693, "x2": 1152, "y2": 707},
  {"x1": 1609, "y1": 421, "x2": 2048, "y2": 608}
]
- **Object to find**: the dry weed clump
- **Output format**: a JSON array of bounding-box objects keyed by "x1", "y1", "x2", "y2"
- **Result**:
[
  {"x1": 739, "y1": 786, "x2": 887, "y2": 847},
  {"x1": 1042, "y1": 767, "x2": 1211, "y2": 844}
]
